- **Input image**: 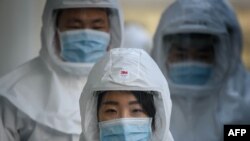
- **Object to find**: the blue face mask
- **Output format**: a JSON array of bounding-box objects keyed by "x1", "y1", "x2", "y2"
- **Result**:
[
  {"x1": 58, "y1": 29, "x2": 110, "y2": 63},
  {"x1": 99, "y1": 118, "x2": 152, "y2": 141},
  {"x1": 168, "y1": 62, "x2": 213, "y2": 85}
]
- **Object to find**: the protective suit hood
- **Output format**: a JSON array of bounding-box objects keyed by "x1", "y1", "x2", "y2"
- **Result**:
[
  {"x1": 152, "y1": 0, "x2": 250, "y2": 141},
  {"x1": 0, "y1": 0, "x2": 123, "y2": 135},
  {"x1": 79, "y1": 48, "x2": 174, "y2": 141},
  {"x1": 40, "y1": 0, "x2": 124, "y2": 76},
  {"x1": 151, "y1": 0, "x2": 243, "y2": 97}
]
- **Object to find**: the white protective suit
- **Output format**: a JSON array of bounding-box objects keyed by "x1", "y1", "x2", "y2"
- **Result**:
[
  {"x1": 0, "y1": 0, "x2": 123, "y2": 140},
  {"x1": 151, "y1": 0, "x2": 250, "y2": 141},
  {"x1": 79, "y1": 48, "x2": 174, "y2": 141},
  {"x1": 123, "y1": 23, "x2": 153, "y2": 54}
]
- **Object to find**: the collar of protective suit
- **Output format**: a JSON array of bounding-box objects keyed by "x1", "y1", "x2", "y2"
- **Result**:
[
  {"x1": 79, "y1": 48, "x2": 174, "y2": 141},
  {"x1": 0, "y1": 0, "x2": 123, "y2": 134},
  {"x1": 0, "y1": 57, "x2": 86, "y2": 134}
]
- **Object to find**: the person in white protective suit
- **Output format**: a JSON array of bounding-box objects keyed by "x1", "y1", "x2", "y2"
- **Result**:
[
  {"x1": 0, "y1": 0, "x2": 123, "y2": 140},
  {"x1": 151, "y1": 0, "x2": 250, "y2": 141},
  {"x1": 79, "y1": 48, "x2": 174, "y2": 141},
  {"x1": 123, "y1": 22, "x2": 153, "y2": 54}
]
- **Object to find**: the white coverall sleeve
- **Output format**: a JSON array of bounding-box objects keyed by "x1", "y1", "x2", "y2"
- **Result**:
[{"x1": 0, "y1": 96, "x2": 35, "y2": 141}]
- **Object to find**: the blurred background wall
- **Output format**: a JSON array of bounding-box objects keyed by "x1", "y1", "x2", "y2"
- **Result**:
[
  {"x1": 0, "y1": 0, "x2": 44, "y2": 77},
  {"x1": 0, "y1": 0, "x2": 249, "y2": 77}
]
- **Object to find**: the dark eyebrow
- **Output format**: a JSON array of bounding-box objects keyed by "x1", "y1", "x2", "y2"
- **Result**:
[
  {"x1": 92, "y1": 19, "x2": 105, "y2": 24},
  {"x1": 129, "y1": 101, "x2": 139, "y2": 105},
  {"x1": 102, "y1": 100, "x2": 140, "y2": 106},
  {"x1": 196, "y1": 45, "x2": 214, "y2": 52},
  {"x1": 171, "y1": 45, "x2": 188, "y2": 52},
  {"x1": 66, "y1": 19, "x2": 82, "y2": 24},
  {"x1": 102, "y1": 101, "x2": 118, "y2": 106}
]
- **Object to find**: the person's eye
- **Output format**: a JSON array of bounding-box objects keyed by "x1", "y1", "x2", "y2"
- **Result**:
[
  {"x1": 176, "y1": 53, "x2": 187, "y2": 60},
  {"x1": 105, "y1": 109, "x2": 117, "y2": 114},
  {"x1": 131, "y1": 108, "x2": 144, "y2": 114},
  {"x1": 66, "y1": 25, "x2": 81, "y2": 30},
  {"x1": 65, "y1": 22, "x2": 82, "y2": 30},
  {"x1": 92, "y1": 26, "x2": 105, "y2": 30},
  {"x1": 196, "y1": 53, "x2": 212, "y2": 60}
]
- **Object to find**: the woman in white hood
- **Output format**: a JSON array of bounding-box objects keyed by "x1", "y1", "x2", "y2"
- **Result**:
[
  {"x1": 151, "y1": 0, "x2": 250, "y2": 141},
  {"x1": 79, "y1": 48, "x2": 174, "y2": 141}
]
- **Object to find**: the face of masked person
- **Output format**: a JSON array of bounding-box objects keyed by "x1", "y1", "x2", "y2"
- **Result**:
[
  {"x1": 56, "y1": 8, "x2": 110, "y2": 63},
  {"x1": 165, "y1": 33, "x2": 216, "y2": 86},
  {"x1": 97, "y1": 91, "x2": 155, "y2": 141}
]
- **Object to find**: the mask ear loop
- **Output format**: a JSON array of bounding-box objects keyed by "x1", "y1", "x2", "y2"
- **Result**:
[
  {"x1": 55, "y1": 28, "x2": 65, "y2": 61},
  {"x1": 162, "y1": 36, "x2": 173, "y2": 79}
]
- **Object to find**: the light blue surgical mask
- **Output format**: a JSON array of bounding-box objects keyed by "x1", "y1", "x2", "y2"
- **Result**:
[
  {"x1": 58, "y1": 29, "x2": 110, "y2": 63},
  {"x1": 168, "y1": 62, "x2": 213, "y2": 85},
  {"x1": 99, "y1": 118, "x2": 152, "y2": 141}
]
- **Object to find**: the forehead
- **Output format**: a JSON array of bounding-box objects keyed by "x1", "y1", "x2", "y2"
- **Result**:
[
  {"x1": 102, "y1": 91, "x2": 137, "y2": 102},
  {"x1": 58, "y1": 8, "x2": 109, "y2": 19}
]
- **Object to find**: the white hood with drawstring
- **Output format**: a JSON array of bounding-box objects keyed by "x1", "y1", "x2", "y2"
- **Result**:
[{"x1": 0, "y1": 0, "x2": 123, "y2": 140}]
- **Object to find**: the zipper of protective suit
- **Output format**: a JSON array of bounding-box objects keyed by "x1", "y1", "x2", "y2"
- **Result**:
[{"x1": 188, "y1": 97, "x2": 195, "y2": 141}]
